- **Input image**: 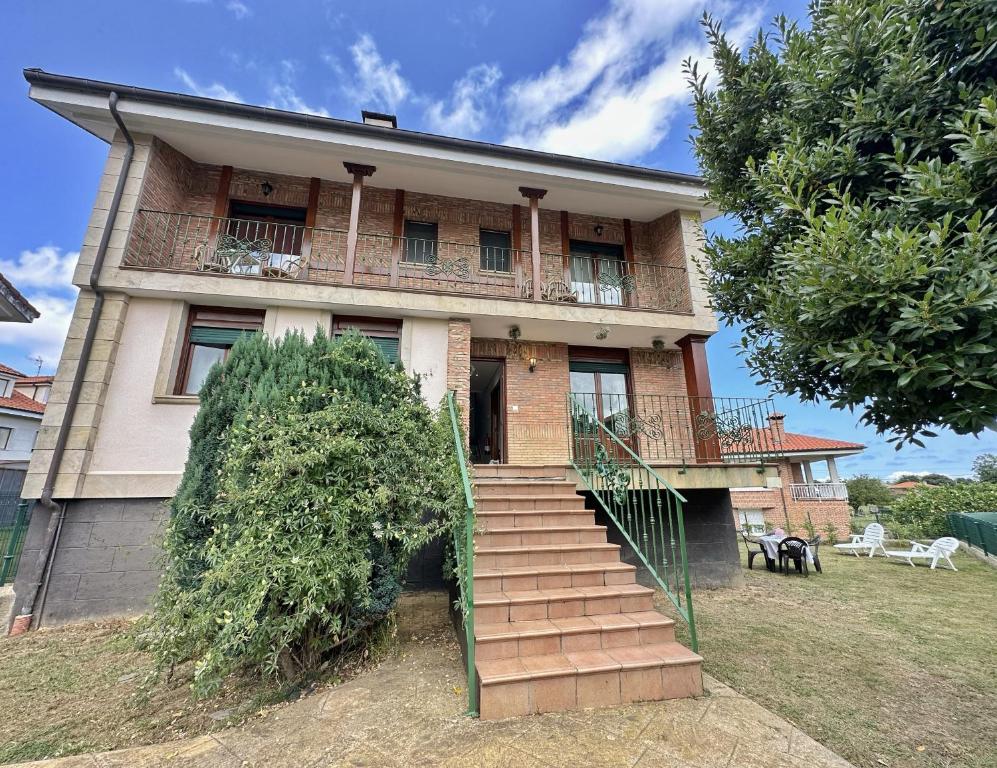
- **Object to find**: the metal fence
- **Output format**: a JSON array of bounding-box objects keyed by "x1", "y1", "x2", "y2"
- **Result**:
[
  {"x1": 0, "y1": 497, "x2": 31, "y2": 585},
  {"x1": 948, "y1": 512, "x2": 997, "y2": 557}
]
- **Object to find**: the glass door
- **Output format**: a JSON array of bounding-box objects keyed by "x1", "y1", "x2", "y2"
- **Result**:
[
  {"x1": 569, "y1": 241, "x2": 626, "y2": 306},
  {"x1": 569, "y1": 357, "x2": 635, "y2": 458}
]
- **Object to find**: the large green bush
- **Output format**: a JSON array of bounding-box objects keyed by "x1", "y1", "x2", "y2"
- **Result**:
[
  {"x1": 149, "y1": 330, "x2": 453, "y2": 696},
  {"x1": 890, "y1": 483, "x2": 997, "y2": 538}
]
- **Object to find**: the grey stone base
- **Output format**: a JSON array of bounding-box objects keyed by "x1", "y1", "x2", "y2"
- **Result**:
[{"x1": 11, "y1": 498, "x2": 168, "y2": 628}]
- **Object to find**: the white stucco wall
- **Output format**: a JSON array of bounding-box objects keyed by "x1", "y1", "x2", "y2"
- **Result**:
[
  {"x1": 0, "y1": 410, "x2": 42, "y2": 468},
  {"x1": 264, "y1": 306, "x2": 332, "y2": 340},
  {"x1": 89, "y1": 297, "x2": 198, "y2": 479},
  {"x1": 401, "y1": 317, "x2": 449, "y2": 407}
]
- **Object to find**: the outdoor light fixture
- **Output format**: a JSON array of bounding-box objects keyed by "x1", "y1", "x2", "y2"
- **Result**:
[
  {"x1": 528, "y1": 356, "x2": 537, "y2": 373},
  {"x1": 261, "y1": 180, "x2": 274, "y2": 197},
  {"x1": 508, "y1": 325, "x2": 522, "y2": 340},
  {"x1": 594, "y1": 224, "x2": 604, "y2": 236},
  {"x1": 595, "y1": 326, "x2": 610, "y2": 340},
  {"x1": 652, "y1": 338, "x2": 666, "y2": 351}
]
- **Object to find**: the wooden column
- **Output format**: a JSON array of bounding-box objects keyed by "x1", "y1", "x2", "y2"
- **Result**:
[
  {"x1": 677, "y1": 333, "x2": 720, "y2": 463},
  {"x1": 519, "y1": 187, "x2": 547, "y2": 301},
  {"x1": 343, "y1": 162, "x2": 376, "y2": 285},
  {"x1": 390, "y1": 188, "x2": 405, "y2": 287},
  {"x1": 560, "y1": 210, "x2": 571, "y2": 283}
]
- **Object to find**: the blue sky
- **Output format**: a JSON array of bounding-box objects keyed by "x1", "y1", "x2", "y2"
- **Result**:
[{"x1": 2, "y1": 0, "x2": 993, "y2": 479}]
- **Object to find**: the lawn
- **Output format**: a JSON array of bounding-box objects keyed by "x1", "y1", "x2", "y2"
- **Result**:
[{"x1": 669, "y1": 544, "x2": 997, "y2": 768}]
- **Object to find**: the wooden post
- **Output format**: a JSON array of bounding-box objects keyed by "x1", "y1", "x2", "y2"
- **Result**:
[
  {"x1": 343, "y1": 162, "x2": 376, "y2": 285},
  {"x1": 677, "y1": 334, "x2": 720, "y2": 463},
  {"x1": 519, "y1": 187, "x2": 547, "y2": 301}
]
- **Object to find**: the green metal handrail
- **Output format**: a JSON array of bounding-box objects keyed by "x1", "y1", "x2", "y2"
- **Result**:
[
  {"x1": 446, "y1": 391, "x2": 478, "y2": 716},
  {"x1": 566, "y1": 394, "x2": 698, "y2": 651}
]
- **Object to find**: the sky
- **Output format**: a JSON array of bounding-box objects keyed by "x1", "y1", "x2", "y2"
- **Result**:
[{"x1": 1, "y1": 0, "x2": 994, "y2": 480}]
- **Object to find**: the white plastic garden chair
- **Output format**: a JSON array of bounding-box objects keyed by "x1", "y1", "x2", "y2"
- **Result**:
[
  {"x1": 833, "y1": 522, "x2": 887, "y2": 557},
  {"x1": 884, "y1": 537, "x2": 960, "y2": 571}
]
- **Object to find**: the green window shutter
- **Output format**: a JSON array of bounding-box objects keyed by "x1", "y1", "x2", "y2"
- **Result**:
[
  {"x1": 568, "y1": 360, "x2": 629, "y2": 375},
  {"x1": 189, "y1": 327, "x2": 256, "y2": 346},
  {"x1": 371, "y1": 337, "x2": 400, "y2": 363}
]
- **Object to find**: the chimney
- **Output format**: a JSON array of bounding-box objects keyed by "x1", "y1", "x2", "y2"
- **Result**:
[
  {"x1": 768, "y1": 412, "x2": 786, "y2": 443},
  {"x1": 361, "y1": 110, "x2": 397, "y2": 129}
]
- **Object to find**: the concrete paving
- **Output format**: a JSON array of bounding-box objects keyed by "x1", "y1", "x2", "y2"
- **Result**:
[{"x1": 14, "y1": 592, "x2": 853, "y2": 768}]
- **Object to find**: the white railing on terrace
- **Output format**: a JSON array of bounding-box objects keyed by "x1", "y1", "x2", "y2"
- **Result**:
[{"x1": 789, "y1": 483, "x2": 849, "y2": 501}]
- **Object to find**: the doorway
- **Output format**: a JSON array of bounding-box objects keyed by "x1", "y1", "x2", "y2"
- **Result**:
[
  {"x1": 569, "y1": 240, "x2": 627, "y2": 306},
  {"x1": 568, "y1": 349, "x2": 636, "y2": 457},
  {"x1": 469, "y1": 358, "x2": 505, "y2": 464}
]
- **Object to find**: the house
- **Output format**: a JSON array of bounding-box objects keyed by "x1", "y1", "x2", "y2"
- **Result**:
[
  {"x1": 0, "y1": 364, "x2": 50, "y2": 472},
  {"x1": 13, "y1": 68, "x2": 792, "y2": 717},
  {"x1": 0, "y1": 272, "x2": 40, "y2": 324},
  {"x1": 729, "y1": 413, "x2": 865, "y2": 537},
  {"x1": 888, "y1": 480, "x2": 924, "y2": 497}
]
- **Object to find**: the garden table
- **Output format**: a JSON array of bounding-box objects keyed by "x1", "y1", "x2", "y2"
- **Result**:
[{"x1": 759, "y1": 534, "x2": 815, "y2": 565}]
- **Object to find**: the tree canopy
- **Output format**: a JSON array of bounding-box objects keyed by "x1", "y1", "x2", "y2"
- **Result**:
[
  {"x1": 845, "y1": 474, "x2": 894, "y2": 510},
  {"x1": 687, "y1": 0, "x2": 997, "y2": 445},
  {"x1": 973, "y1": 453, "x2": 997, "y2": 483}
]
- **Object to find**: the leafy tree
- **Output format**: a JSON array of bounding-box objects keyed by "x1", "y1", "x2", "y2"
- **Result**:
[
  {"x1": 845, "y1": 474, "x2": 893, "y2": 511},
  {"x1": 686, "y1": 0, "x2": 997, "y2": 445},
  {"x1": 895, "y1": 472, "x2": 954, "y2": 486},
  {"x1": 149, "y1": 331, "x2": 451, "y2": 695},
  {"x1": 891, "y1": 483, "x2": 997, "y2": 538},
  {"x1": 973, "y1": 453, "x2": 997, "y2": 483}
]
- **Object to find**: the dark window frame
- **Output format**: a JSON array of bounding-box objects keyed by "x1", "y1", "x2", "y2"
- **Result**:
[
  {"x1": 479, "y1": 228, "x2": 513, "y2": 273},
  {"x1": 174, "y1": 306, "x2": 265, "y2": 396},
  {"x1": 0, "y1": 426, "x2": 12, "y2": 451},
  {"x1": 333, "y1": 315, "x2": 402, "y2": 363},
  {"x1": 402, "y1": 220, "x2": 439, "y2": 264}
]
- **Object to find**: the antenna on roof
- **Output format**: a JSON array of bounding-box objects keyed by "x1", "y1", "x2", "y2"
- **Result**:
[{"x1": 27, "y1": 355, "x2": 43, "y2": 375}]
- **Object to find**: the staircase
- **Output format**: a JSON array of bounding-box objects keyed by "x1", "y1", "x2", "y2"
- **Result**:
[{"x1": 472, "y1": 464, "x2": 703, "y2": 720}]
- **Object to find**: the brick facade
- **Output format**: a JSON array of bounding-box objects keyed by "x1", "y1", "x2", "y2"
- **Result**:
[{"x1": 446, "y1": 319, "x2": 472, "y2": 440}]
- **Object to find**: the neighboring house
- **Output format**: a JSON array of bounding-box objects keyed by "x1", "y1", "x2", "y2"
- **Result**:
[
  {"x1": 0, "y1": 364, "x2": 49, "y2": 472},
  {"x1": 730, "y1": 413, "x2": 865, "y2": 537},
  {"x1": 0, "y1": 272, "x2": 40, "y2": 324},
  {"x1": 14, "y1": 69, "x2": 803, "y2": 713},
  {"x1": 889, "y1": 481, "x2": 924, "y2": 497}
]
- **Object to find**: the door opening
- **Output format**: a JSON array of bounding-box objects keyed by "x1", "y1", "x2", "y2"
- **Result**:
[{"x1": 469, "y1": 357, "x2": 505, "y2": 464}]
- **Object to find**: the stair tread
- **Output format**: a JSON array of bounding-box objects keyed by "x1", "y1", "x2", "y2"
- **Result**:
[
  {"x1": 476, "y1": 542, "x2": 619, "y2": 554},
  {"x1": 476, "y1": 611, "x2": 675, "y2": 641},
  {"x1": 477, "y1": 642, "x2": 701, "y2": 684},
  {"x1": 476, "y1": 583, "x2": 653, "y2": 607},
  {"x1": 476, "y1": 524, "x2": 607, "y2": 535},
  {"x1": 475, "y1": 562, "x2": 635, "y2": 578}
]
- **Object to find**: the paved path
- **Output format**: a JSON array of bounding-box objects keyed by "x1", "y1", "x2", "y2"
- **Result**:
[{"x1": 16, "y1": 593, "x2": 853, "y2": 768}]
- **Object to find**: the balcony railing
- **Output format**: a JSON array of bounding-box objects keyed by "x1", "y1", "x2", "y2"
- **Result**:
[
  {"x1": 789, "y1": 483, "x2": 849, "y2": 501},
  {"x1": 570, "y1": 393, "x2": 781, "y2": 465},
  {"x1": 122, "y1": 210, "x2": 692, "y2": 312}
]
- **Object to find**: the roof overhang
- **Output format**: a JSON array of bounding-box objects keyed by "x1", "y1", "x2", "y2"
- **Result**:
[
  {"x1": 25, "y1": 69, "x2": 716, "y2": 222},
  {"x1": 781, "y1": 448, "x2": 866, "y2": 459},
  {"x1": 0, "y1": 272, "x2": 39, "y2": 323}
]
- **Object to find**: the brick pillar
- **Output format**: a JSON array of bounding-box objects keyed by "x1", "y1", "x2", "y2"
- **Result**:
[
  {"x1": 446, "y1": 318, "x2": 472, "y2": 445},
  {"x1": 22, "y1": 290, "x2": 130, "y2": 499}
]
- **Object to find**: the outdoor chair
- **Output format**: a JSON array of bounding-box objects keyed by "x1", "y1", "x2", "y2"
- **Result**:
[
  {"x1": 778, "y1": 536, "x2": 810, "y2": 577},
  {"x1": 739, "y1": 529, "x2": 765, "y2": 570},
  {"x1": 808, "y1": 534, "x2": 823, "y2": 573},
  {"x1": 884, "y1": 537, "x2": 960, "y2": 571},
  {"x1": 834, "y1": 522, "x2": 887, "y2": 557}
]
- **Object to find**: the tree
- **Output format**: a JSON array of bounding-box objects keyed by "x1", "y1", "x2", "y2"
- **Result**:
[
  {"x1": 891, "y1": 483, "x2": 997, "y2": 538},
  {"x1": 974, "y1": 453, "x2": 997, "y2": 483},
  {"x1": 845, "y1": 474, "x2": 893, "y2": 511},
  {"x1": 148, "y1": 331, "x2": 450, "y2": 695},
  {"x1": 686, "y1": 0, "x2": 997, "y2": 445},
  {"x1": 895, "y1": 473, "x2": 954, "y2": 486}
]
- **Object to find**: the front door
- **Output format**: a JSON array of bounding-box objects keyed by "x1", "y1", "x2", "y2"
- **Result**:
[
  {"x1": 568, "y1": 353, "x2": 635, "y2": 459},
  {"x1": 469, "y1": 357, "x2": 505, "y2": 464}
]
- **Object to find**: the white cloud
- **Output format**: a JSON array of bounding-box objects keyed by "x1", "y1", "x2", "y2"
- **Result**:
[
  {"x1": 266, "y1": 61, "x2": 330, "y2": 117},
  {"x1": 226, "y1": 0, "x2": 251, "y2": 19},
  {"x1": 425, "y1": 64, "x2": 501, "y2": 137},
  {"x1": 0, "y1": 247, "x2": 79, "y2": 369},
  {"x1": 173, "y1": 67, "x2": 242, "y2": 102},
  {"x1": 339, "y1": 34, "x2": 410, "y2": 112},
  {"x1": 502, "y1": 0, "x2": 761, "y2": 162}
]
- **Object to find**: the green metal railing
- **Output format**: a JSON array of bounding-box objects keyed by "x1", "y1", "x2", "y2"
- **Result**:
[
  {"x1": 566, "y1": 394, "x2": 698, "y2": 651},
  {"x1": 446, "y1": 391, "x2": 478, "y2": 717},
  {"x1": 948, "y1": 512, "x2": 997, "y2": 557},
  {"x1": 1, "y1": 500, "x2": 31, "y2": 586}
]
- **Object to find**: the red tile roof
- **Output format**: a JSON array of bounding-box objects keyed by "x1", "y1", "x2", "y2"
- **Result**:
[
  {"x1": 0, "y1": 362, "x2": 25, "y2": 377},
  {"x1": 15, "y1": 375, "x2": 54, "y2": 384},
  {"x1": 0, "y1": 390, "x2": 46, "y2": 415},
  {"x1": 889, "y1": 481, "x2": 923, "y2": 490},
  {"x1": 775, "y1": 430, "x2": 865, "y2": 453}
]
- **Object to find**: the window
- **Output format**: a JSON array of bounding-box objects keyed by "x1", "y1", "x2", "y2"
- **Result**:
[
  {"x1": 479, "y1": 229, "x2": 512, "y2": 272},
  {"x1": 0, "y1": 427, "x2": 11, "y2": 451},
  {"x1": 403, "y1": 220, "x2": 438, "y2": 264},
  {"x1": 569, "y1": 240, "x2": 626, "y2": 305},
  {"x1": 176, "y1": 307, "x2": 265, "y2": 395},
  {"x1": 0, "y1": 377, "x2": 13, "y2": 398},
  {"x1": 737, "y1": 510, "x2": 766, "y2": 535},
  {"x1": 568, "y1": 350, "x2": 632, "y2": 435},
  {"x1": 333, "y1": 316, "x2": 402, "y2": 364}
]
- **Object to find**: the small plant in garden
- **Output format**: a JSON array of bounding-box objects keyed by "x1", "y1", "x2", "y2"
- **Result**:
[
  {"x1": 147, "y1": 330, "x2": 454, "y2": 696},
  {"x1": 821, "y1": 523, "x2": 839, "y2": 546}
]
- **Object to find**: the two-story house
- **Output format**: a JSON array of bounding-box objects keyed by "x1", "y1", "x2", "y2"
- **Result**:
[
  {"x1": 0, "y1": 364, "x2": 49, "y2": 472},
  {"x1": 13, "y1": 69, "x2": 791, "y2": 717}
]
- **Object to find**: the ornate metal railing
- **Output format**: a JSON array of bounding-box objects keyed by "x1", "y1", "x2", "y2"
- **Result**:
[
  {"x1": 123, "y1": 210, "x2": 693, "y2": 313},
  {"x1": 446, "y1": 391, "x2": 478, "y2": 717},
  {"x1": 570, "y1": 393, "x2": 781, "y2": 466},
  {"x1": 566, "y1": 394, "x2": 697, "y2": 650},
  {"x1": 789, "y1": 483, "x2": 849, "y2": 501}
]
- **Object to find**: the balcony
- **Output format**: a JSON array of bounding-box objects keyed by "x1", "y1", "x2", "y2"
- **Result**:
[
  {"x1": 122, "y1": 210, "x2": 693, "y2": 313},
  {"x1": 789, "y1": 483, "x2": 849, "y2": 502}
]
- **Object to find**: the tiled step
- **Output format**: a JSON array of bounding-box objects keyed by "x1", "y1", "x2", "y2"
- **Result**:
[
  {"x1": 474, "y1": 561, "x2": 637, "y2": 594},
  {"x1": 475, "y1": 543, "x2": 621, "y2": 570},
  {"x1": 473, "y1": 464, "x2": 567, "y2": 479},
  {"x1": 475, "y1": 494, "x2": 587, "y2": 512},
  {"x1": 476, "y1": 509, "x2": 595, "y2": 531},
  {"x1": 474, "y1": 584, "x2": 655, "y2": 624},
  {"x1": 475, "y1": 525, "x2": 607, "y2": 548},
  {"x1": 477, "y1": 641, "x2": 703, "y2": 719},
  {"x1": 474, "y1": 480, "x2": 579, "y2": 496},
  {"x1": 475, "y1": 611, "x2": 675, "y2": 661}
]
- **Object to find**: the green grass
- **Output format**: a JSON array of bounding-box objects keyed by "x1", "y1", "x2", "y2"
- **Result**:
[{"x1": 669, "y1": 545, "x2": 997, "y2": 768}]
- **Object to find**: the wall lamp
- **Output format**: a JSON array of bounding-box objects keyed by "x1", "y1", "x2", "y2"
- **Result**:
[
  {"x1": 261, "y1": 180, "x2": 274, "y2": 197},
  {"x1": 594, "y1": 224, "x2": 604, "y2": 236},
  {"x1": 528, "y1": 356, "x2": 537, "y2": 373}
]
